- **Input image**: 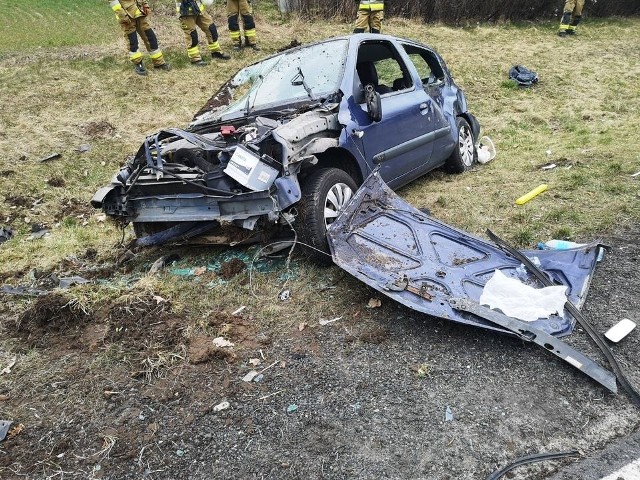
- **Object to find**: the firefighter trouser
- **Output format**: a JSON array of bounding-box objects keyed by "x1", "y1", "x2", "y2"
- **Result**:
[
  {"x1": 111, "y1": 1, "x2": 166, "y2": 66},
  {"x1": 354, "y1": 9, "x2": 384, "y2": 33},
  {"x1": 180, "y1": 11, "x2": 223, "y2": 62},
  {"x1": 559, "y1": 0, "x2": 585, "y2": 33},
  {"x1": 227, "y1": 0, "x2": 257, "y2": 46}
]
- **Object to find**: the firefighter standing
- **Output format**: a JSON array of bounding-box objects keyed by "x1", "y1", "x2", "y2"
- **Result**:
[
  {"x1": 227, "y1": 0, "x2": 259, "y2": 50},
  {"x1": 108, "y1": 0, "x2": 170, "y2": 75},
  {"x1": 353, "y1": 0, "x2": 385, "y2": 34},
  {"x1": 177, "y1": 0, "x2": 230, "y2": 65},
  {"x1": 558, "y1": 0, "x2": 585, "y2": 36}
]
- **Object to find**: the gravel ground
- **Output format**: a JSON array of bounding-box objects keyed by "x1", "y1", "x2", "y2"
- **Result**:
[{"x1": 0, "y1": 228, "x2": 638, "y2": 479}]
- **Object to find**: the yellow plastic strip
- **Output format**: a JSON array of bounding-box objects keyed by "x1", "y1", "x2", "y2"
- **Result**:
[{"x1": 515, "y1": 184, "x2": 548, "y2": 205}]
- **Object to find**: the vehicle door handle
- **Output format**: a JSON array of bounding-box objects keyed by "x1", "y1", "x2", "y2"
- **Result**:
[{"x1": 419, "y1": 101, "x2": 431, "y2": 112}]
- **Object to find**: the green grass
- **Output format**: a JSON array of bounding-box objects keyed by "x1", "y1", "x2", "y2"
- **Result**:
[
  {"x1": 0, "y1": 0, "x2": 115, "y2": 53},
  {"x1": 1, "y1": 2, "x2": 640, "y2": 322}
]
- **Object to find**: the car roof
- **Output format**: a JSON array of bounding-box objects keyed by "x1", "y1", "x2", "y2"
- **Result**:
[{"x1": 258, "y1": 34, "x2": 435, "y2": 65}]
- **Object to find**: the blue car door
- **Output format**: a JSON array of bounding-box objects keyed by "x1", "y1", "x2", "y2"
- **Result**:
[
  {"x1": 350, "y1": 40, "x2": 439, "y2": 189},
  {"x1": 401, "y1": 43, "x2": 455, "y2": 168}
]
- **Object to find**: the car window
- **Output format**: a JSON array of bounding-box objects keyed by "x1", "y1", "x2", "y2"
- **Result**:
[
  {"x1": 402, "y1": 44, "x2": 445, "y2": 87},
  {"x1": 375, "y1": 58, "x2": 405, "y2": 89},
  {"x1": 356, "y1": 41, "x2": 413, "y2": 95},
  {"x1": 195, "y1": 39, "x2": 349, "y2": 123}
]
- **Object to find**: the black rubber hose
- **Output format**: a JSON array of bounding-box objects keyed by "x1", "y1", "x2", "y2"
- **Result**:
[{"x1": 485, "y1": 450, "x2": 580, "y2": 480}]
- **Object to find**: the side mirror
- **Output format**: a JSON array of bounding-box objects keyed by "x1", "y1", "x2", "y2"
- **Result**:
[{"x1": 364, "y1": 84, "x2": 382, "y2": 122}]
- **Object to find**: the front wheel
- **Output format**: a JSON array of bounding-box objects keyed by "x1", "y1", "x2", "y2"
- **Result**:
[
  {"x1": 445, "y1": 117, "x2": 477, "y2": 173},
  {"x1": 296, "y1": 168, "x2": 357, "y2": 265}
]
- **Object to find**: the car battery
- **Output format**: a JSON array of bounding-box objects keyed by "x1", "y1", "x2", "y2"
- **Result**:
[{"x1": 223, "y1": 145, "x2": 279, "y2": 191}]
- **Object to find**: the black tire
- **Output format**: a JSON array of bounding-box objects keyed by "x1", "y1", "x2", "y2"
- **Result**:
[
  {"x1": 445, "y1": 117, "x2": 476, "y2": 173},
  {"x1": 296, "y1": 168, "x2": 358, "y2": 265}
]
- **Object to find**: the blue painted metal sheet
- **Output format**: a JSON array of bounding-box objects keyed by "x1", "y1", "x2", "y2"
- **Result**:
[{"x1": 327, "y1": 171, "x2": 602, "y2": 337}]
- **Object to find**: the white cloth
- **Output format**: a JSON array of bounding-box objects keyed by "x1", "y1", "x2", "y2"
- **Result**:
[{"x1": 479, "y1": 269, "x2": 567, "y2": 322}]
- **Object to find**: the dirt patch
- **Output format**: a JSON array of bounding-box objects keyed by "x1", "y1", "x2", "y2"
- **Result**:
[
  {"x1": 15, "y1": 293, "x2": 91, "y2": 349},
  {"x1": 4, "y1": 195, "x2": 34, "y2": 208},
  {"x1": 1, "y1": 229, "x2": 639, "y2": 480},
  {"x1": 79, "y1": 120, "x2": 116, "y2": 139},
  {"x1": 187, "y1": 334, "x2": 236, "y2": 364},
  {"x1": 218, "y1": 258, "x2": 246, "y2": 280},
  {"x1": 53, "y1": 198, "x2": 92, "y2": 221},
  {"x1": 47, "y1": 176, "x2": 66, "y2": 187}
]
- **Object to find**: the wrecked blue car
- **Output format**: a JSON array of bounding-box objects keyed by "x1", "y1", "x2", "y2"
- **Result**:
[{"x1": 91, "y1": 34, "x2": 479, "y2": 260}]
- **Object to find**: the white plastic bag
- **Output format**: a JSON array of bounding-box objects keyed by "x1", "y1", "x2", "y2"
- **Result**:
[
  {"x1": 476, "y1": 136, "x2": 496, "y2": 164},
  {"x1": 479, "y1": 269, "x2": 567, "y2": 322}
]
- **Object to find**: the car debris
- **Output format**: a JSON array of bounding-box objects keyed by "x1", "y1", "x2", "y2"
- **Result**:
[
  {"x1": 319, "y1": 316, "x2": 342, "y2": 326},
  {"x1": 604, "y1": 318, "x2": 636, "y2": 343},
  {"x1": 212, "y1": 337, "x2": 234, "y2": 348},
  {"x1": 0, "y1": 226, "x2": 14, "y2": 244},
  {"x1": 242, "y1": 371, "x2": 259, "y2": 382},
  {"x1": 148, "y1": 254, "x2": 180, "y2": 275},
  {"x1": 486, "y1": 450, "x2": 580, "y2": 480},
  {"x1": 449, "y1": 297, "x2": 617, "y2": 392},
  {"x1": 1, "y1": 357, "x2": 16, "y2": 375},
  {"x1": 1, "y1": 285, "x2": 48, "y2": 296},
  {"x1": 328, "y1": 170, "x2": 602, "y2": 337},
  {"x1": 327, "y1": 170, "x2": 628, "y2": 393},
  {"x1": 213, "y1": 401, "x2": 230, "y2": 412},
  {"x1": 0, "y1": 420, "x2": 13, "y2": 442},
  {"x1": 39, "y1": 152, "x2": 62, "y2": 163},
  {"x1": 515, "y1": 183, "x2": 548, "y2": 205},
  {"x1": 478, "y1": 269, "x2": 568, "y2": 322},
  {"x1": 508, "y1": 65, "x2": 539, "y2": 87},
  {"x1": 444, "y1": 406, "x2": 453, "y2": 422},
  {"x1": 92, "y1": 34, "x2": 480, "y2": 263}
]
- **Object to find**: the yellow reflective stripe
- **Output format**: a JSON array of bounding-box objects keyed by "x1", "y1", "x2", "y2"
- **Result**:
[
  {"x1": 200, "y1": 3, "x2": 205, "y2": 11},
  {"x1": 245, "y1": 29, "x2": 256, "y2": 39},
  {"x1": 359, "y1": 0, "x2": 384, "y2": 9},
  {"x1": 230, "y1": 31, "x2": 241, "y2": 40},
  {"x1": 176, "y1": 2, "x2": 180, "y2": 13},
  {"x1": 559, "y1": 24, "x2": 569, "y2": 30},
  {"x1": 567, "y1": 25, "x2": 576, "y2": 31},
  {"x1": 187, "y1": 46, "x2": 200, "y2": 57},
  {"x1": 207, "y1": 41, "x2": 221, "y2": 51},
  {"x1": 150, "y1": 50, "x2": 163, "y2": 60},
  {"x1": 110, "y1": 0, "x2": 121, "y2": 11},
  {"x1": 130, "y1": 51, "x2": 143, "y2": 60}
]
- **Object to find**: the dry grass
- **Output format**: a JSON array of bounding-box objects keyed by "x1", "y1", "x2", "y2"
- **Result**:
[{"x1": 0, "y1": 3, "x2": 639, "y2": 326}]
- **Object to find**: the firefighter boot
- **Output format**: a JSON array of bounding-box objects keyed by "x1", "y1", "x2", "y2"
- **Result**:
[
  {"x1": 558, "y1": 12, "x2": 571, "y2": 37},
  {"x1": 134, "y1": 62, "x2": 147, "y2": 76},
  {"x1": 567, "y1": 15, "x2": 581, "y2": 35},
  {"x1": 154, "y1": 63, "x2": 172, "y2": 71},
  {"x1": 212, "y1": 51, "x2": 230, "y2": 60}
]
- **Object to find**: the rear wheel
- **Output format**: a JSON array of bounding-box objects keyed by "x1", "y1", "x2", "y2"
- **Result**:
[
  {"x1": 445, "y1": 117, "x2": 476, "y2": 173},
  {"x1": 296, "y1": 168, "x2": 357, "y2": 265}
]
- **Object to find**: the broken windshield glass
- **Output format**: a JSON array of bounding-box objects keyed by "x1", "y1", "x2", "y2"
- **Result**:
[{"x1": 194, "y1": 39, "x2": 349, "y2": 123}]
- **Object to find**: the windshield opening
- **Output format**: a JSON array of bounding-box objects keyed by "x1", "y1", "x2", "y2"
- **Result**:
[{"x1": 194, "y1": 39, "x2": 349, "y2": 123}]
